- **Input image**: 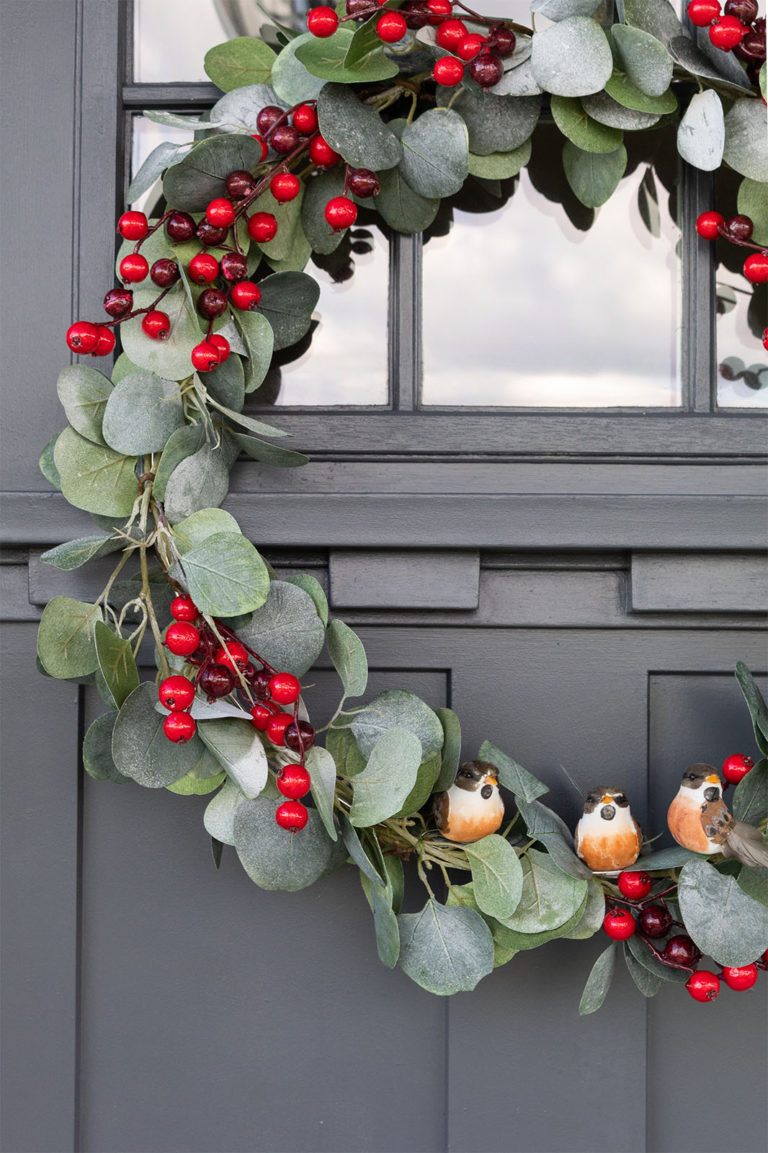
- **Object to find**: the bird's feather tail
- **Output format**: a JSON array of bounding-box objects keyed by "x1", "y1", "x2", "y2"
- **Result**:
[{"x1": 722, "y1": 823, "x2": 768, "y2": 868}]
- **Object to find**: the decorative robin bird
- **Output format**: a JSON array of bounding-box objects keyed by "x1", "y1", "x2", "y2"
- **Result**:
[
  {"x1": 432, "y1": 761, "x2": 505, "y2": 843},
  {"x1": 667, "y1": 763, "x2": 768, "y2": 868},
  {"x1": 574, "y1": 787, "x2": 643, "y2": 873}
]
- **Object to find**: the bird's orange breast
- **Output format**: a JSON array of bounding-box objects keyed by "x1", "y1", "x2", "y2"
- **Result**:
[
  {"x1": 441, "y1": 809, "x2": 504, "y2": 843},
  {"x1": 667, "y1": 796, "x2": 710, "y2": 852},
  {"x1": 577, "y1": 828, "x2": 641, "y2": 871}
]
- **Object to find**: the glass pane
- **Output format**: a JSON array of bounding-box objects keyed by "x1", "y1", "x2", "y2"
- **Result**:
[
  {"x1": 129, "y1": 115, "x2": 193, "y2": 213},
  {"x1": 715, "y1": 168, "x2": 768, "y2": 409},
  {"x1": 422, "y1": 127, "x2": 682, "y2": 408}
]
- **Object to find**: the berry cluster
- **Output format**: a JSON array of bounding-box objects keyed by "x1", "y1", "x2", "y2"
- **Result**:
[
  {"x1": 602, "y1": 868, "x2": 768, "y2": 1003},
  {"x1": 158, "y1": 593, "x2": 315, "y2": 832},
  {"x1": 687, "y1": 0, "x2": 765, "y2": 81},
  {"x1": 696, "y1": 210, "x2": 768, "y2": 352},
  {"x1": 306, "y1": 0, "x2": 518, "y2": 90}
]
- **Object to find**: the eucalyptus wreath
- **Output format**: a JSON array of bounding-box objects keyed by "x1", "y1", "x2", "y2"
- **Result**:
[{"x1": 38, "y1": 0, "x2": 768, "y2": 1006}]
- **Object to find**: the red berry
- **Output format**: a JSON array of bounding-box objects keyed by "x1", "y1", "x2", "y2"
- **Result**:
[
  {"x1": 721, "y1": 963, "x2": 759, "y2": 991},
  {"x1": 744, "y1": 251, "x2": 768, "y2": 283},
  {"x1": 724, "y1": 213, "x2": 754, "y2": 241},
  {"x1": 141, "y1": 310, "x2": 171, "y2": 340},
  {"x1": 427, "y1": 0, "x2": 452, "y2": 20},
  {"x1": 188, "y1": 253, "x2": 219, "y2": 284},
  {"x1": 208, "y1": 333, "x2": 230, "y2": 362},
  {"x1": 603, "y1": 908, "x2": 636, "y2": 940},
  {"x1": 206, "y1": 197, "x2": 235, "y2": 228},
  {"x1": 91, "y1": 327, "x2": 116, "y2": 357},
  {"x1": 226, "y1": 169, "x2": 257, "y2": 199},
  {"x1": 256, "y1": 106, "x2": 284, "y2": 135},
  {"x1": 292, "y1": 103, "x2": 318, "y2": 134},
  {"x1": 103, "y1": 288, "x2": 133, "y2": 318},
  {"x1": 436, "y1": 17, "x2": 468, "y2": 48},
  {"x1": 277, "y1": 763, "x2": 311, "y2": 799},
  {"x1": 275, "y1": 799, "x2": 309, "y2": 832},
  {"x1": 197, "y1": 288, "x2": 228, "y2": 319},
  {"x1": 307, "y1": 6, "x2": 339, "y2": 36},
  {"x1": 266, "y1": 711, "x2": 294, "y2": 746},
  {"x1": 166, "y1": 211, "x2": 196, "y2": 241},
  {"x1": 230, "y1": 281, "x2": 262, "y2": 311},
  {"x1": 170, "y1": 595, "x2": 198, "y2": 622},
  {"x1": 617, "y1": 870, "x2": 652, "y2": 900},
  {"x1": 763, "y1": 327, "x2": 768, "y2": 352},
  {"x1": 309, "y1": 135, "x2": 341, "y2": 168},
  {"x1": 285, "y1": 720, "x2": 316, "y2": 752},
  {"x1": 709, "y1": 14, "x2": 746, "y2": 47},
  {"x1": 199, "y1": 663, "x2": 236, "y2": 700},
  {"x1": 150, "y1": 258, "x2": 180, "y2": 288},
  {"x1": 696, "y1": 210, "x2": 725, "y2": 239},
  {"x1": 470, "y1": 50, "x2": 504, "y2": 88},
  {"x1": 163, "y1": 711, "x2": 196, "y2": 743},
  {"x1": 722, "y1": 753, "x2": 754, "y2": 784},
  {"x1": 249, "y1": 133, "x2": 269, "y2": 162},
  {"x1": 685, "y1": 970, "x2": 721, "y2": 1001},
  {"x1": 66, "y1": 321, "x2": 99, "y2": 353},
  {"x1": 166, "y1": 621, "x2": 201, "y2": 656},
  {"x1": 214, "y1": 641, "x2": 248, "y2": 671},
  {"x1": 119, "y1": 253, "x2": 149, "y2": 283},
  {"x1": 250, "y1": 701, "x2": 280, "y2": 730},
  {"x1": 269, "y1": 672, "x2": 301, "y2": 704},
  {"x1": 325, "y1": 195, "x2": 357, "y2": 231},
  {"x1": 433, "y1": 56, "x2": 465, "y2": 85},
  {"x1": 377, "y1": 10, "x2": 407, "y2": 40},
  {"x1": 270, "y1": 172, "x2": 301, "y2": 203},
  {"x1": 661, "y1": 935, "x2": 701, "y2": 967},
  {"x1": 118, "y1": 210, "x2": 149, "y2": 240},
  {"x1": 247, "y1": 212, "x2": 278, "y2": 243},
  {"x1": 687, "y1": 0, "x2": 722, "y2": 23},
  {"x1": 190, "y1": 341, "x2": 220, "y2": 372},
  {"x1": 347, "y1": 168, "x2": 380, "y2": 198},
  {"x1": 220, "y1": 252, "x2": 248, "y2": 282},
  {"x1": 456, "y1": 32, "x2": 486, "y2": 60},
  {"x1": 639, "y1": 904, "x2": 672, "y2": 938},
  {"x1": 159, "y1": 675, "x2": 195, "y2": 711}
]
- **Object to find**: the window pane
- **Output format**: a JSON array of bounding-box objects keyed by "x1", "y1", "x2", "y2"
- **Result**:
[
  {"x1": 422, "y1": 128, "x2": 682, "y2": 408},
  {"x1": 129, "y1": 115, "x2": 193, "y2": 213}
]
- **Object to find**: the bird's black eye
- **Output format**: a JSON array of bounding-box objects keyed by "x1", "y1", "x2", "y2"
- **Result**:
[
  {"x1": 459, "y1": 770, "x2": 474, "y2": 780},
  {"x1": 686, "y1": 773, "x2": 697, "y2": 781}
]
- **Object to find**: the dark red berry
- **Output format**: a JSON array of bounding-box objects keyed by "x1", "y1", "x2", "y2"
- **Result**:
[
  {"x1": 197, "y1": 288, "x2": 228, "y2": 319},
  {"x1": 166, "y1": 621, "x2": 201, "y2": 656},
  {"x1": 433, "y1": 56, "x2": 465, "y2": 85},
  {"x1": 250, "y1": 701, "x2": 280, "y2": 730},
  {"x1": 247, "y1": 212, "x2": 278, "y2": 243},
  {"x1": 163, "y1": 712, "x2": 196, "y2": 743},
  {"x1": 91, "y1": 327, "x2": 116, "y2": 357},
  {"x1": 456, "y1": 32, "x2": 486, "y2": 59},
  {"x1": 735, "y1": 29, "x2": 766, "y2": 60},
  {"x1": 325, "y1": 195, "x2": 357, "y2": 231},
  {"x1": 696, "y1": 210, "x2": 725, "y2": 239},
  {"x1": 617, "y1": 871, "x2": 652, "y2": 900},
  {"x1": 103, "y1": 288, "x2": 133, "y2": 317},
  {"x1": 307, "y1": 6, "x2": 339, "y2": 36},
  {"x1": 347, "y1": 168, "x2": 380, "y2": 198},
  {"x1": 489, "y1": 24, "x2": 516, "y2": 55},
  {"x1": 469, "y1": 50, "x2": 504, "y2": 87},
  {"x1": 269, "y1": 672, "x2": 301, "y2": 704},
  {"x1": 141, "y1": 310, "x2": 171, "y2": 340},
  {"x1": 118, "y1": 210, "x2": 149, "y2": 240},
  {"x1": 661, "y1": 935, "x2": 701, "y2": 967},
  {"x1": 401, "y1": 0, "x2": 430, "y2": 27},
  {"x1": 284, "y1": 720, "x2": 316, "y2": 752},
  {"x1": 744, "y1": 252, "x2": 768, "y2": 283},
  {"x1": 231, "y1": 281, "x2": 262, "y2": 310},
  {"x1": 220, "y1": 252, "x2": 248, "y2": 282},
  {"x1": 170, "y1": 595, "x2": 198, "y2": 622},
  {"x1": 159, "y1": 675, "x2": 195, "y2": 711},
  {"x1": 292, "y1": 103, "x2": 318, "y2": 134},
  {"x1": 709, "y1": 14, "x2": 746, "y2": 47},
  {"x1": 277, "y1": 763, "x2": 311, "y2": 799},
  {"x1": 244, "y1": 666, "x2": 272, "y2": 698},
  {"x1": 275, "y1": 799, "x2": 308, "y2": 832},
  {"x1": 119, "y1": 253, "x2": 149, "y2": 283},
  {"x1": 721, "y1": 963, "x2": 759, "y2": 991},
  {"x1": 722, "y1": 753, "x2": 754, "y2": 784},
  {"x1": 150, "y1": 258, "x2": 180, "y2": 287},
  {"x1": 270, "y1": 172, "x2": 301, "y2": 202},
  {"x1": 226, "y1": 169, "x2": 257, "y2": 199},
  {"x1": 208, "y1": 333, "x2": 230, "y2": 362},
  {"x1": 266, "y1": 712, "x2": 294, "y2": 746},
  {"x1": 603, "y1": 908, "x2": 637, "y2": 940},
  {"x1": 188, "y1": 253, "x2": 219, "y2": 284},
  {"x1": 256, "y1": 106, "x2": 285, "y2": 135},
  {"x1": 206, "y1": 197, "x2": 236, "y2": 228},
  {"x1": 639, "y1": 904, "x2": 672, "y2": 938},
  {"x1": 725, "y1": 214, "x2": 754, "y2": 240},
  {"x1": 377, "y1": 10, "x2": 407, "y2": 40},
  {"x1": 191, "y1": 341, "x2": 220, "y2": 372},
  {"x1": 724, "y1": 0, "x2": 756, "y2": 21},
  {"x1": 66, "y1": 321, "x2": 99, "y2": 353},
  {"x1": 346, "y1": 0, "x2": 374, "y2": 15},
  {"x1": 166, "y1": 211, "x2": 196, "y2": 241},
  {"x1": 196, "y1": 219, "x2": 229, "y2": 246},
  {"x1": 199, "y1": 662, "x2": 236, "y2": 700},
  {"x1": 270, "y1": 124, "x2": 300, "y2": 155},
  {"x1": 436, "y1": 17, "x2": 467, "y2": 49},
  {"x1": 685, "y1": 970, "x2": 721, "y2": 1001},
  {"x1": 687, "y1": 0, "x2": 721, "y2": 23},
  {"x1": 309, "y1": 135, "x2": 341, "y2": 168}
]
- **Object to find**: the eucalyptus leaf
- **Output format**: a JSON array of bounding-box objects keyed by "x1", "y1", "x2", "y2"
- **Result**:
[
  {"x1": 37, "y1": 596, "x2": 102, "y2": 679},
  {"x1": 232, "y1": 432, "x2": 309, "y2": 468},
  {"x1": 40, "y1": 534, "x2": 125, "y2": 571},
  {"x1": 257, "y1": 271, "x2": 320, "y2": 351},
  {"x1": 339, "y1": 813, "x2": 385, "y2": 886},
  {"x1": 232, "y1": 310, "x2": 275, "y2": 392},
  {"x1": 668, "y1": 34, "x2": 751, "y2": 95},
  {"x1": 163, "y1": 133, "x2": 269, "y2": 211},
  {"x1": 306, "y1": 745, "x2": 338, "y2": 841},
  {"x1": 732, "y1": 758, "x2": 768, "y2": 824},
  {"x1": 375, "y1": 163, "x2": 439, "y2": 233},
  {"x1": 562, "y1": 875, "x2": 606, "y2": 939},
  {"x1": 491, "y1": 57, "x2": 543, "y2": 97},
  {"x1": 203, "y1": 777, "x2": 245, "y2": 845},
  {"x1": 238, "y1": 580, "x2": 326, "y2": 676},
  {"x1": 434, "y1": 708, "x2": 462, "y2": 792},
  {"x1": 738, "y1": 179, "x2": 768, "y2": 247},
  {"x1": 166, "y1": 767, "x2": 227, "y2": 795},
  {"x1": 101, "y1": 371, "x2": 185, "y2": 456},
  {"x1": 436, "y1": 85, "x2": 541, "y2": 156},
  {"x1": 499, "y1": 849, "x2": 588, "y2": 933},
  {"x1": 351, "y1": 689, "x2": 444, "y2": 760},
  {"x1": 294, "y1": 27, "x2": 398, "y2": 84},
  {"x1": 360, "y1": 871, "x2": 400, "y2": 968},
  {"x1": 677, "y1": 89, "x2": 724, "y2": 172},
  {"x1": 94, "y1": 621, "x2": 139, "y2": 710},
  {"x1": 467, "y1": 140, "x2": 532, "y2": 179},
  {"x1": 83, "y1": 712, "x2": 129, "y2": 783},
  {"x1": 477, "y1": 741, "x2": 549, "y2": 803},
  {"x1": 623, "y1": 0, "x2": 684, "y2": 44},
  {"x1": 211, "y1": 83, "x2": 285, "y2": 132},
  {"x1": 492, "y1": 889, "x2": 588, "y2": 952},
  {"x1": 207, "y1": 354, "x2": 245, "y2": 412},
  {"x1": 56, "y1": 364, "x2": 113, "y2": 445},
  {"x1": 350, "y1": 727, "x2": 422, "y2": 827},
  {"x1": 611, "y1": 24, "x2": 673, "y2": 96},
  {"x1": 301, "y1": 167, "x2": 347, "y2": 255},
  {"x1": 163, "y1": 444, "x2": 230, "y2": 524},
  {"x1": 179, "y1": 531, "x2": 271, "y2": 617},
  {"x1": 151, "y1": 423, "x2": 205, "y2": 502},
  {"x1": 723, "y1": 99, "x2": 768, "y2": 183},
  {"x1": 531, "y1": 17, "x2": 613, "y2": 97},
  {"x1": 579, "y1": 942, "x2": 616, "y2": 1014},
  {"x1": 678, "y1": 858, "x2": 768, "y2": 967},
  {"x1": 563, "y1": 141, "x2": 628, "y2": 207},
  {"x1": 127, "y1": 141, "x2": 193, "y2": 203},
  {"x1": 532, "y1": 0, "x2": 601, "y2": 17},
  {"x1": 173, "y1": 510, "x2": 241, "y2": 559},
  {"x1": 581, "y1": 90, "x2": 660, "y2": 128},
  {"x1": 464, "y1": 835, "x2": 524, "y2": 921},
  {"x1": 551, "y1": 95, "x2": 624, "y2": 153},
  {"x1": 272, "y1": 33, "x2": 328, "y2": 103},
  {"x1": 54, "y1": 429, "x2": 138, "y2": 519},
  {"x1": 185, "y1": 697, "x2": 250, "y2": 722},
  {"x1": 119, "y1": 284, "x2": 204, "y2": 381},
  {"x1": 234, "y1": 795, "x2": 340, "y2": 890},
  {"x1": 625, "y1": 931, "x2": 688, "y2": 982},
  {"x1": 399, "y1": 109, "x2": 469, "y2": 199},
  {"x1": 317, "y1": 83, "x2": 402, "y2": 170},
  {"x1": 253, "y1": 187, "x2": 308, "y2": 268},
  {"x1": 623, "y1": 942, "x2": 663, "y2": 997},
  {"x1": 326, "y1": 728, "x2": 368, "y2": 778},
  {"x1": 393, "y1": 751, "x2": 443, "y2": 819},
  {"x1": 636, "y1": 845, "x2": 707, "y2": 870},
  {"x1": 39, "y1": 434, "x2": 62, "y2": 490},
  {"x1": 204, "y1": 36, "x2": 277, "y2": 90},
  {"x1": 284, "y1": 573, "x2": 328, "y2": 627},
  {"x1": 605, "y1": 70, "x2": 677, "y2": 114},
  {"x1": 398, "y1": 900, "x2": 494, "y2": 995},
  {"x1": 198, "y1": 717, "x2": 269, "y2": 798},
  {"x1": 735, "y1": 662, "x2": 768, "y2": 755},
  {"x1": 737, "y1": 864, "x2": 768, "y2": 908},
  {"x1": 112, "y1": 681, "x2": 206, "y2": 787},
  {"x1": 326, "y1": 618, "x2": 368, "y2": 698}
]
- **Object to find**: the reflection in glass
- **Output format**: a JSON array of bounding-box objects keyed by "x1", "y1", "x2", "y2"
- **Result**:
[
  {"x1": 422, "y1": 129, "x2": 682, "y2": 408},
  {"x1": 130, "y1": 116, "x2": 192, "y2": 212}
]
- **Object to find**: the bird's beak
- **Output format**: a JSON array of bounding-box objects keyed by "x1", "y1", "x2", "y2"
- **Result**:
[
  {"x1": 485, "y1": 775, "x2": 498, "y2": 788},
  {"x1": 601, "y1": 794, "x2": 614, "y2": 804},
  {"x1": 706, "y1": 774, "x2": 720, "y2": 784}
]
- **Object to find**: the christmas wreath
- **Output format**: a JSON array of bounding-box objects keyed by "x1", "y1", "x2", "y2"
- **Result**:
[{"x1": 37, "y1": 0, "x2": 768, "y2": 1008}]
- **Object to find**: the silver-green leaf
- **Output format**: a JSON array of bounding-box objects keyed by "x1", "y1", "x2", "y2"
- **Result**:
[
  {"x1": 398, "y1": 900, "x2": 494, "y2": 995},
  {"x1": 350, "y1": 727, "x2": 422, "y2": 827},
  {"x1": 464, "y1": 834, "x2": 525, "y2": 922},
  {"x1": 179, "y1": 531, "x2": 271, "y2": 617}
]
